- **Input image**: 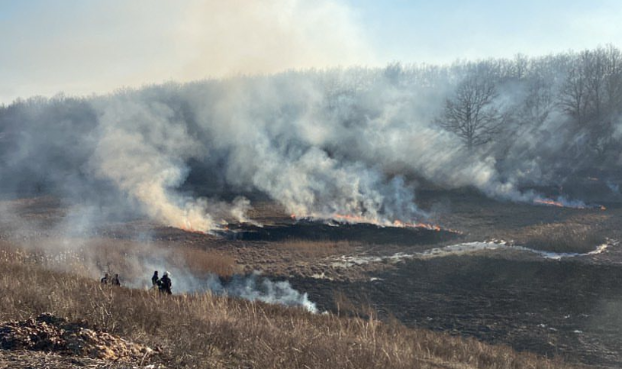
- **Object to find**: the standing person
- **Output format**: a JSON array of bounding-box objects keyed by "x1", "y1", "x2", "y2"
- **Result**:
[
  {"x1": 151, "y1": 271, "x2": 160, "y2": 290},
  {"x1": 100, "y1": 272, "x2": 109, "y2": 285},
  {"x1": 159, "y1": 271, "x2": 172, "y2": 294},
  {"x1": 112, "y1": 274, "x2": 121, "y2": 286}
]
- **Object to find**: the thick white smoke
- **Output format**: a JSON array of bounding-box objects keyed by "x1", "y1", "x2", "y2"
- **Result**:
[
  {"x1": 122, "y1": 251, "x2": 317, "y2": 312},
  {"x1": 2, "y1": 58, "x2": 610, "y2": 233},
  {"x1": 91, "y1": 96, "x2": 215, "y2": 230},
  {"x1": 205, "y1": 272, "x2": 318, "y2": 313},
  {"x1": 0, "y1": 75, "x2": 516, "y2": 234},
  {"x1": 89, "y1": 93, "x2": 257, "y2": 232}
]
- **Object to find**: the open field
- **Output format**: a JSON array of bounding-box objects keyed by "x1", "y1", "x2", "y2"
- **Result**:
[
  {"x1": 0, "y1": 250, "x2": 576, "y2": 369},
  {"x1": 6, "y1": 8, "x2": 622, "y2": 369},
  {"x1": 1, "y1": 185, "x2": 622, "y2": 367}
]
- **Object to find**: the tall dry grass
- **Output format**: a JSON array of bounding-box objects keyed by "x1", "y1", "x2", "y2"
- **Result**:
[
  {"x1": 0, "y1": 248, "x2": 578, "y2": 369},
  {"x1": 176, "y1": 246, "x2": 237, "y2": 277},
  {"x1": 270, "y1": 239, "x2": 354, "y2": 258},
  {"x1": 513, "y1": 223, "x2": 605, "y2": 254},
  {"x1": 0, "y1": 239, "x2": 239, "y2": 282}
]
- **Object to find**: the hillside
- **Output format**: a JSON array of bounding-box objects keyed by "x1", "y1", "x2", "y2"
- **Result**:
[{"x1": 0, "y1": 251, "x2": 575, "y2": 369}]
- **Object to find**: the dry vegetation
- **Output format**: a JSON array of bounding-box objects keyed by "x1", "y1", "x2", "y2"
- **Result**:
[
  {"x1": 508, "y1": 223, "x2": 606, "y2": 254},
  {"x1": 269, "y1": 240, "x2": 354, "y2": 258},
  {"x1": 177, "y1": 246, "x2": 238, "y2": 277},
  {"x1": 0, "y1": 239, "x2": 239, "y2": 281},
  {"x1": 0, "y1": 246, "x2": 579, "y2": 369}
]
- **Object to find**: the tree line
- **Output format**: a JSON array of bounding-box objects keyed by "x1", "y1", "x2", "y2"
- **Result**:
[{"x1": 1, "y1": 45, "x2": 621, "y2": 198}]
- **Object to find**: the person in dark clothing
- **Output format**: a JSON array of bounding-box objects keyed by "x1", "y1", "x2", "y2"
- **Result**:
[
  {"x1": 151, "y1": 271, "x2": 160, "y2": 289},
  {"x1": 100, "y1": 272, "x2": 109, "y2": 285},
  {"x1": 159, "y1": 271, "x2": 172, "y2": 294},
  {"x1": 112, "y1": 274, "x2": 121, "y2": 286}
]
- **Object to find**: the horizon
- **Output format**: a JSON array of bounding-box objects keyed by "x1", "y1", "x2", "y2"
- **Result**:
[{"x1": 2, "y1": 0, "x2": 622, "y2": 103}]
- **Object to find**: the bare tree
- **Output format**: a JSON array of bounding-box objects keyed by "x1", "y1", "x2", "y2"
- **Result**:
[
  {"x1": 436, "y1": 75, "x2": 507, "y2": 149},
  {"x1": 559, "y1": 56, "x2": 589, "y2": 123},
  {"x1": 602, "y1": 45, "x2": 622, "y2": 118},
  {"x1": 513, "y1": 53, "x2": 530, "y2": 80},
  {"x1": 519, "y1": 78, "x2": 554, "y2": 127},
  {"x1": 559, "y1": 46, "x2": 622, "y2": 157}
]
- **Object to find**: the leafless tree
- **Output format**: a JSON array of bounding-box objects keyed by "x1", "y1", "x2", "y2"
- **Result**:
[
  {"x1": 558, "y1": 46, "x2": 622, "y2": 157},
  {"x1": 559, "y1": 56, "x2": 589, "y2": 123},
  {"x1": 603, "y1": 45, "x2": 622, "y2": 118},
  {"x1": 436, "y1": 75, "x2": 507, "y2": 150},
  {"x1": 520, "y1": 78, "x2": 554, "y2": 127}
]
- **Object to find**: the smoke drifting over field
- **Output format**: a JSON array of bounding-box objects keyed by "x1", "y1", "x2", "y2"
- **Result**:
[
  {"x1": 2, "y1": 48, "x2": 622, "y2": 232},
  {"x1": 205, "y1": 273, "x2": 318, "y2": 313}
]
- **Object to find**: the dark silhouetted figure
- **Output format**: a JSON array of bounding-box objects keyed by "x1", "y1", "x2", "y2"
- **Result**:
[
  {"x1": 151, "y1": 271, "x2": 160, "y2": 290},
  {"x1": 100, "y1": 272, "x2": 109, "y2": 285},
  {"x1": 159, "y1": 271, "x2": 172, "y2": 295},
  {"x1": 112, "y1": 274, "x2": 121, "y2": 286}
]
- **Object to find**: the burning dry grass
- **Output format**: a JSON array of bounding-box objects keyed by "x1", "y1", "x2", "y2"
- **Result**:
[{"x1": 0, "y1": 255, "x2": 577, "y2": 369}]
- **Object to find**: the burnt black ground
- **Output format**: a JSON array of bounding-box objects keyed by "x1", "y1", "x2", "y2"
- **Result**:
[
  {"x1": 290, "y1": 254, "x2": 622, "y2": 368},
  {"x1": 4, "y1": 182, "x2": 622, "y2": 367},
  {"x1": 219, "y1": 220, "x2": 461, "y2": 245}
]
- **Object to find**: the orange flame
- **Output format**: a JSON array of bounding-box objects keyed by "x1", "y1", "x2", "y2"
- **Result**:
[
  {"x1": 391, "y1": 219, "x2": 442, "y2": 231},
  {"x1": 533, "y1": 198, "x2": 605, "y2": 211},
  {"x1": 177, "y1": 220, "x2": 209, "y2": 234},
  {"x1": 179, "y1": 225, "x2": 207, "y2": 234},
  {"x1": 533, "y1": 199, "x2": 569, "y2": 208}
]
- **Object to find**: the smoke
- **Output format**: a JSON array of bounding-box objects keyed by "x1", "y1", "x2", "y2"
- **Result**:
[
  {"x1": 2, "y1": 52, "x2": 618, "y2": 235},
  {"x1": 143, "y1": 268, "x2": 318, "y2": 313},
  {"x1": 0, "y1": 206, "x2": 317, "y2": 313},
  {"x1": 91, "y1": 242, "x2": 317, "y2": 313},
  {"x1": 76, "y1": 79, "x2": 430, "y2": 231},
  {"x1": 137, "y1": 267, "x2": 318, "y2": 313},
  {"x1": 204, "y1": 272, "x2": 318, "y2": 313},
  {"x1": 130, "y1": 245, "x2": 317, "y2": 313},
  {"x1": 144, "y1": 264, "x2": 318, "y2": 312},
  {"x1": 1, "y1": 52, "x2": 618, "y2": 317},
  {"x1": 90, "y1": 94, "x2": 228, "y2": 232}
]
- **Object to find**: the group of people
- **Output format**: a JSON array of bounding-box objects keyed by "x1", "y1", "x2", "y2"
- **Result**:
[
  {"x1": 100, "y1": 270, "x2": 172, "y2": 294},
  {"x1": 152, "y1": 270, "x2": 172, "y2": 294},
  {"x1": 100, "y1": 272, "x2": 121, "y2": 286}
]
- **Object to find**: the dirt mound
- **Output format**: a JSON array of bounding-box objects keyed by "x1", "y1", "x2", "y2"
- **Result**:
[{"x1": 0, "y1": 313, "x2": 156, "y2": 363}]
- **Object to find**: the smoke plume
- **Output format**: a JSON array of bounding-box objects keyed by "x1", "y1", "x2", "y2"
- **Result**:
[{"x1": 2, "y1": 50, "x2": 620, "y2": 233}]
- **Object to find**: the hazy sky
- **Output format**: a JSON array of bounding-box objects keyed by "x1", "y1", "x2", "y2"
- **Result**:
[
  {"x1": 348, "y1": 0, "x2": 622, "y2": 63},
  {"x1": 1, "y1": 0, "x2": 621, "y2": 103}
]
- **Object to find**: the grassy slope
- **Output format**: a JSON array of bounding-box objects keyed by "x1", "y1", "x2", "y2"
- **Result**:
[{"x1": 0, "y1": 258, "x2": 577, "y2": 369}]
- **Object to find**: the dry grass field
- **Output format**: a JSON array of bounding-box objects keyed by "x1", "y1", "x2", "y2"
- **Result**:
[
  {"x1": 0, "y1": 248, "x2": 578, "y2": 369},
  {"x1": 2, "y1": 193, "x2": 621, "y2": 368}
]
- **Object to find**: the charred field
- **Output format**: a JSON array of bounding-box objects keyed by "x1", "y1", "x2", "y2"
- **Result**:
[
  {"x1": 6, "y1": 5, "x2": 622, "y2": 367},
  {"x1": 2, "y1": 183, "x2": 622, "y2": 368}
]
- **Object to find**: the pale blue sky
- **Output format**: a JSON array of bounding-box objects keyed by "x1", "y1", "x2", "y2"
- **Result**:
[
  {"x1": 1, "y1": 0, "x2": 621, "y2": 102},
  {"x1": 344, "y1": 0, "x2": 622, "y2": 63}
]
